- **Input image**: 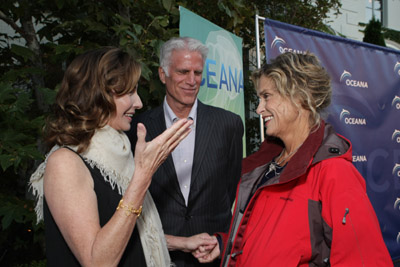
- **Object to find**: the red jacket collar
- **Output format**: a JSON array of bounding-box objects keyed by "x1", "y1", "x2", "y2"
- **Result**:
[{"x1": 242, "y1": 121, "x2": 326, "y2": 183}]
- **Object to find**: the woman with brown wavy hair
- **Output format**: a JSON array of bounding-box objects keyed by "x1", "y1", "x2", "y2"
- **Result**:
[{"x1": 29, "y1": 47, "x2": 214, "y2": 266}]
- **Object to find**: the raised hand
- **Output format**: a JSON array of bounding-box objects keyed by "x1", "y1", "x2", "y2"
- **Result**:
[{"x1": 133, "y1": 119, "x2": 193, "y2": 180}]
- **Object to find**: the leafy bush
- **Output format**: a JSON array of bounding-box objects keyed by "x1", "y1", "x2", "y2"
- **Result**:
[
  {"x1": 363, "y1": 17, "x2": 386, "y2": 47},
  {"x1": 0, "y1": 80, "x2": 50, "y2": 265}
]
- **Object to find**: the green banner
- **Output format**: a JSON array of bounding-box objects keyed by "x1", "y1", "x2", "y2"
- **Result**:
[{"x1": 179, "y1": 6, "x2": 246, "y2": 155}]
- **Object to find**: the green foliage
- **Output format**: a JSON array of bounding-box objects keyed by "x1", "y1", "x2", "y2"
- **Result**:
[
  {"x1": 360, "y1": 21, "x2": 400, "y2": 47},
  {"x1": 0, "y1": 195, "x2": 42, "y2": 234},
  {"x1": 0, "y1": 0, "x2": 343, "y2": 264},
  {"x1": 0, "y1": 194, "x2": 45, "y2": 266},
  {"x1": 383, "y1": 27, "x2": 400, "y2": 45},
  {"x1": 251, "y1": 0, "x2": 342, "y2": 32},
  {"x1": 0, "y1": 82, "x2": 48, "y2": 172},
  {"x1": 363, "y1": 17, "x2": 386, "y2": 47},
  {"x1": 0, "y1": 80, "x2": 49, "y2": 265}
]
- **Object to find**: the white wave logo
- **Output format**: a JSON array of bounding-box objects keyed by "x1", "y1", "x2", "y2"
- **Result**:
[
  {"x1": 394, "y1": 61, "x2": 400, "y2": 76},
  {"x1": 340, "y1": 70, "x2": 368, "y2": 88},
  {"x1": 392, "y1": 95, "x2": 400, "y2": 109},
  {"x1": 392, "y1": 129, "x2": 400, "y2": 143},
  {"x1": 393, "y1": 163, "x2": 400, "y2": 176},
  {"x1": 395, "y1": 198, "x2": 400, "y2": 210},
  {"x1": 340, "y1": 109, "x2": 350, "y2": 121},
  {"x1": 271, "y1": 36, "x2": 286, "y2": 49},
  {"x1": 339, "y1": 108, "x2": 366, "y2": 125},
  {"x1": 340, "y1": 70, "x2": 352, "y2": 81}
]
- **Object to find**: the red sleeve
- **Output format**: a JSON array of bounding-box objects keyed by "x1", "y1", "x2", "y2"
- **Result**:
[
  {"x1": 214, "y1": 232, "x2": 229, "y2": 259},
  {"x1": 318, "y1": 158, "x2": 392, "y2": 266}
]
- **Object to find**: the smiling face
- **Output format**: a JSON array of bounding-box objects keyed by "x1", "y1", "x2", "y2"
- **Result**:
[
  {"x1": 256, "y1": 76, "x2": 307, "y2": 140},
  {"x1": 107, "y1": 88, "x2": 143, "y2": 131},
  {"x1": 159, "y1": 49, "x2": 204, "y2": 118}
]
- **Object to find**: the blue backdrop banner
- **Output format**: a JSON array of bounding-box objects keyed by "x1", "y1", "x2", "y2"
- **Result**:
[{"x1": 264, "y1": 18, "x2": 400, "y2": 260}]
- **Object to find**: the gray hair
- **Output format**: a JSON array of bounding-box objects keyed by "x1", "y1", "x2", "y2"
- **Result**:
[{"x1": 160, "y1": 37, "x2": 208, "y2": 76}]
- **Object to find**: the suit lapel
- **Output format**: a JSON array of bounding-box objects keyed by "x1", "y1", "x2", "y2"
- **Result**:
[
  {"x1": 147, "y1": 106, "x2": 186, "y2": 206},
  {"x1": 191, "y1": 102, "x2": 214, "y2": 184}
]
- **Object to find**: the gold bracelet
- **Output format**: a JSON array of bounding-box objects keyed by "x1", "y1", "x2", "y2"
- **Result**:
[{"x1": 116, "y1": 199, "x2": 142, "y2": 217}]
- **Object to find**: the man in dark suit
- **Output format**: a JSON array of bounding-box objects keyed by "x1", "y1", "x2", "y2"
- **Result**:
[{"x1": 128, "y1": 37, "x2": 243, "y2": 266}]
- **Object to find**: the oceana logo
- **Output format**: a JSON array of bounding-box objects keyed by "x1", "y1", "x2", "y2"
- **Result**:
[
  {"x1": 339, "y1": 70, "x2": 352, "y2": 81},
  {"x1": 395, "y1": 198, "x2": 400, "y2": 210},
  {"x1": 270, "y1": 36, "x2": 307, "y2": 55},
  {"x1": 339, "y1": 108, "x2": 366, "y2": 125},
  {"x1": 392, "y1": 95, "x2": 400, "y2": 109},
  {"x1": 392, "y1": 129, "x2": 400, "y2": 143},
  {"x1": 271, "y1": 36, "x2": 286, "y2": 49},
  {"x1": 339, "y1": 108, "x2": 350, "y2": 121},
  {"x1": 340, "y1": 70, "x2": 368, "y2": 88},
  {"x1": 352, "y1": 155, "x2": 367, "y2": 162},
  {"x1": 393, "y1": 163, "x2": 400, "y2": 177},
  {"x1": 394, "y1": 61, "x2": 400, "y2": 76}
]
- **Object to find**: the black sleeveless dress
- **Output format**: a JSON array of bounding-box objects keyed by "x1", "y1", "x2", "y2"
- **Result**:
[{"x1": 43, "y1": 153, "x2": 147, "y2": 266}]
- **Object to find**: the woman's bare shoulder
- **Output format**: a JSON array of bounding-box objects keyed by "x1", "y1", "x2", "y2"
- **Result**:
[
  {"x1": 45, "y1": 147, "x2": 92, "y2": 187},
  {"x1": 47, "y1": 147, "x2": 80, "y2": 162}
]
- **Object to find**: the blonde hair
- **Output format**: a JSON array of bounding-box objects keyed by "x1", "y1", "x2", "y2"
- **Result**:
[{"x1": 252, "y1": 52, "x2": 331, "y2": 129}]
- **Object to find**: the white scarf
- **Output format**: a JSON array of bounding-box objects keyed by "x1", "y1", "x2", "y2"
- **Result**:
[{"x1": 29, "y1": 125, "x2": 171, "y2": 267}]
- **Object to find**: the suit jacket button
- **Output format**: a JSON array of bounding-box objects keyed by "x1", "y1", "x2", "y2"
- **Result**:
[{"x1": 185, "y1": 215, "x2": 192, "y2": 221}]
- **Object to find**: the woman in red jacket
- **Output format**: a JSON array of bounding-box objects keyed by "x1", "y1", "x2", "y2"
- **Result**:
[{"x1": 194, "y1": 52, "x2": 392, "y2": 266}]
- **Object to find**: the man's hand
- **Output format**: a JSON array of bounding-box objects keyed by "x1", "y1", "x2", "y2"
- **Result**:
[
  {"x1": 192, "y1": 237, "x2": 220, "y2": 263},
  {"x1": 165, "y1": 233, "x2": 217, "y2": 253}
]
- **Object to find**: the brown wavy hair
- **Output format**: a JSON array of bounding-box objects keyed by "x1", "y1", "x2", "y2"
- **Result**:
[
  {"x1": 251, "y1": 52, "x2": 331, "y2": 130},
  {"x1": 45, "y1": 47, "x2": 141, "y2": 153}
]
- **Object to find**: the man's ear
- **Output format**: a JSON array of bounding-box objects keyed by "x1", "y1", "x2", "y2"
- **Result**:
[{"x1": 159, "y1": 67, "x2": 166, "y2": 84}]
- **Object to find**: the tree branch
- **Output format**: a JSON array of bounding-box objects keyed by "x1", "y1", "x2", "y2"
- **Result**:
[{"x1": 0, "y1": 9, "x2": 29, "y2": 40}]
